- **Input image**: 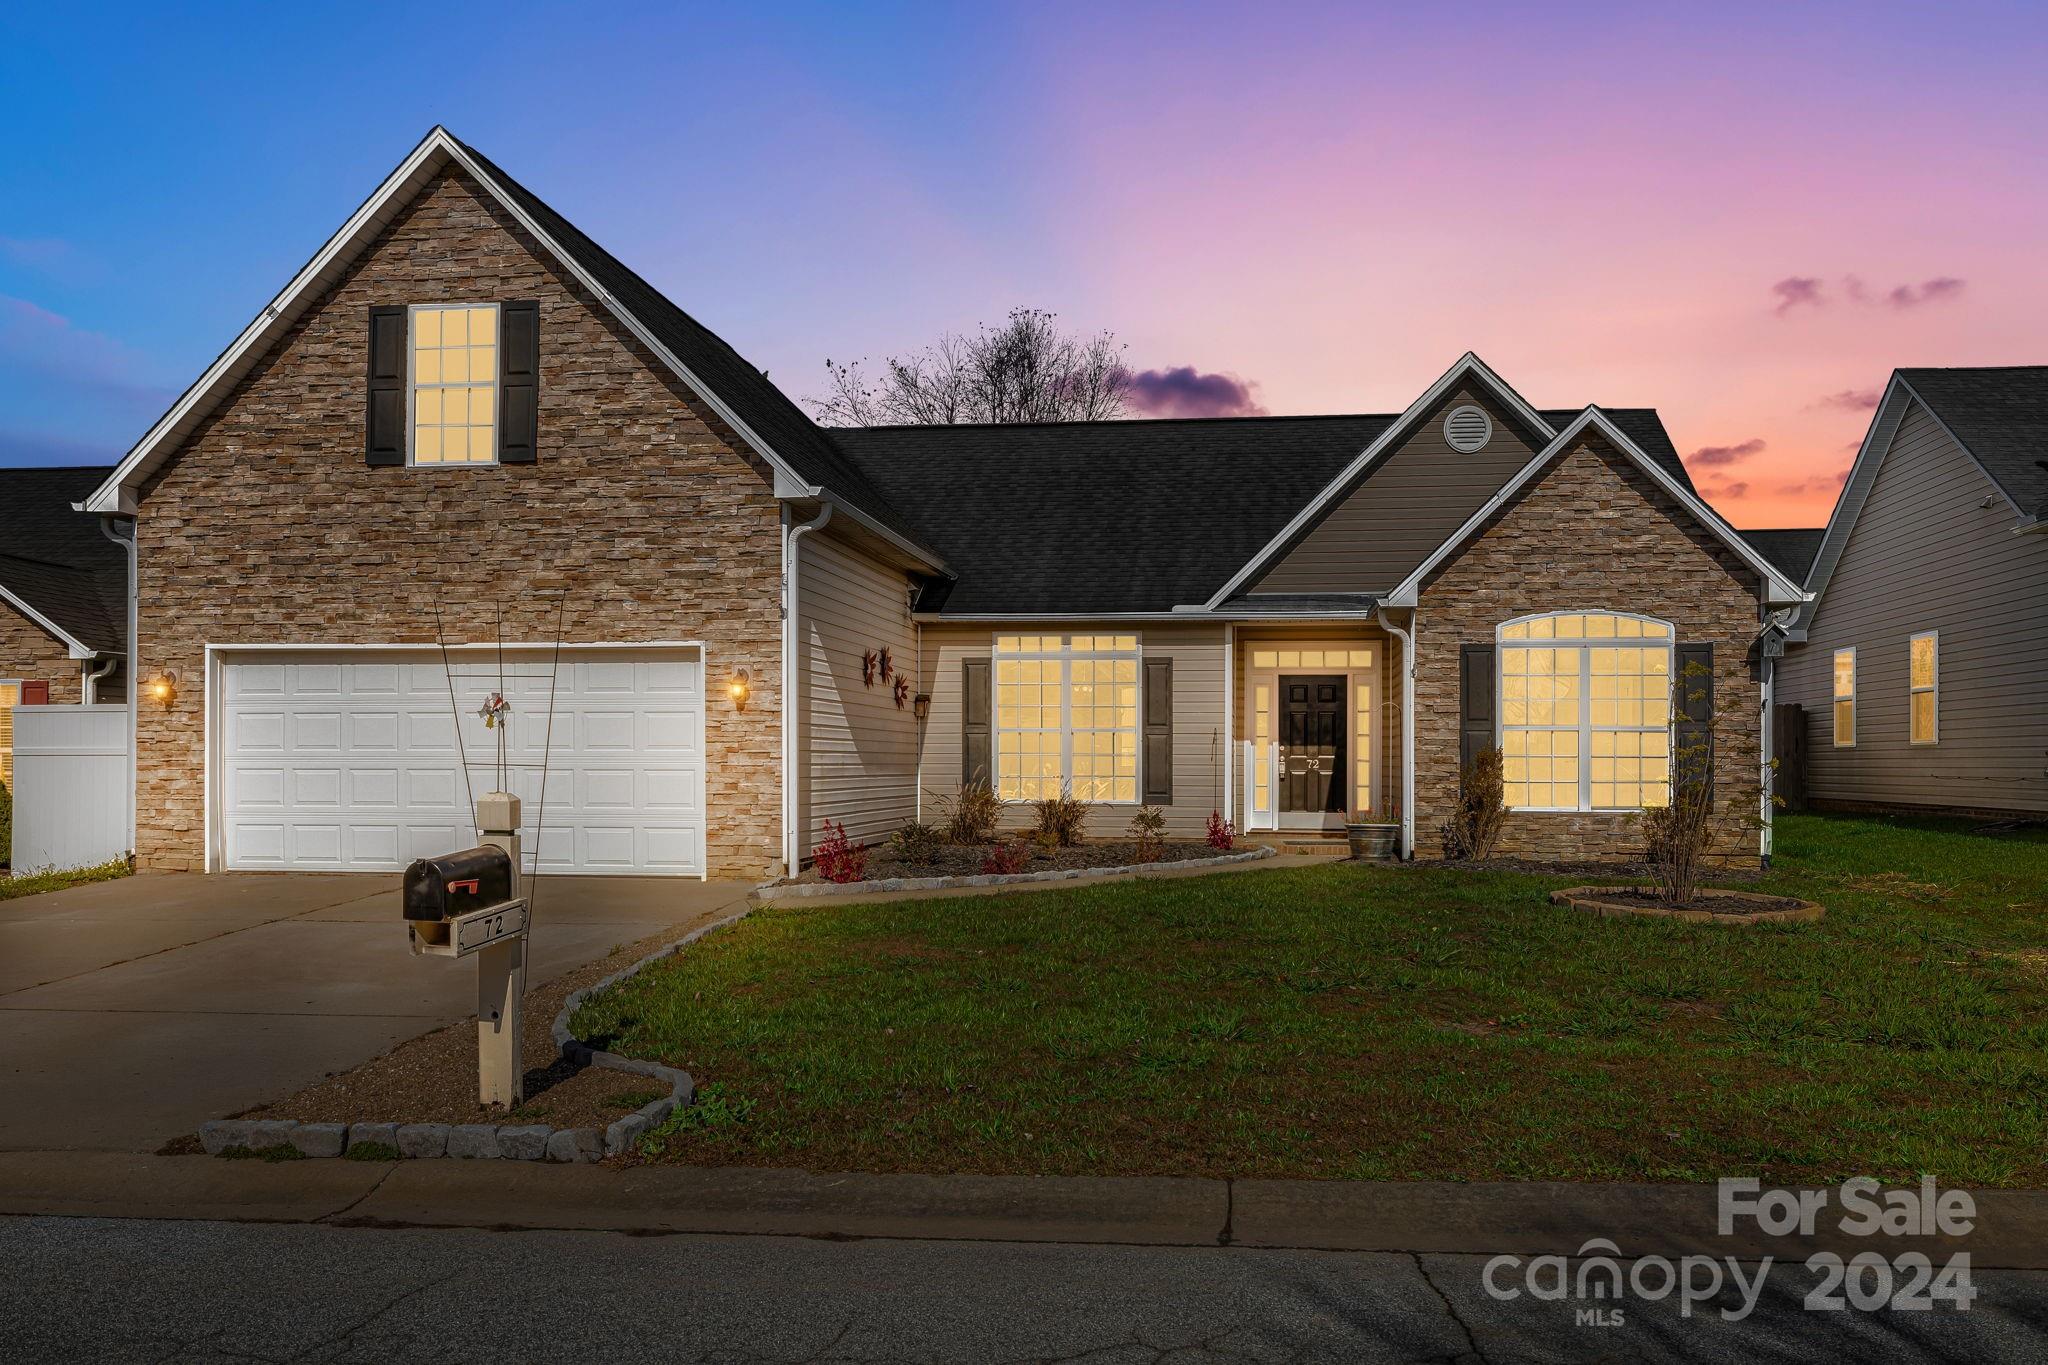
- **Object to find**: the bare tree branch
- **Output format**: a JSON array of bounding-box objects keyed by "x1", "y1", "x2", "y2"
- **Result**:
[{"x1": 807, "y1": 308, "x2": 1131, "y2": 425}]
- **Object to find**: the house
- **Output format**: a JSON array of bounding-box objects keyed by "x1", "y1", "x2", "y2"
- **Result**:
[
  {"x1": 78, "y1": 128, "x2": 1807, "y2": 879},
  {"x1": 0, "y1": 466, "x2": 128, "y2": 786},
  {"x1": 1775, "y1": 367, "x2": 2048, "y2": 817}
]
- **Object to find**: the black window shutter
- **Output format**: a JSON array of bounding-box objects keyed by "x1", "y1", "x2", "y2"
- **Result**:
[
  {"x1": 498, "y1": 301, "x2": 540, "y2": 464},
  {"x1": 1674, "y1": 642, "x2": 1715, "y2": 794},
  {"x1": 1459, "y1": 643, "x2": 1495, "y2": 787},
  {"x1": 962, "y1": 658, "x2": 992, "y2": 789},
  {"x1": 365, "y1": 306, "x2": 407, "y2": 466},
  {"x1": 1142, "y1": 657, "x2": 1173, "y2": 805}
]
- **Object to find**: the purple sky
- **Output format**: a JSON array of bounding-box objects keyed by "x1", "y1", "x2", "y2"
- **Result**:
[{"x1": 4, "y1": 2, "x2": 2044, "y2": 527}]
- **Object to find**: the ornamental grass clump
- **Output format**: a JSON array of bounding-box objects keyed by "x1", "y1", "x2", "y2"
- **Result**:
[
  {"x1": 1441, "y1": 747, "x2": 1507, "y2": 861},
  {"x1": 1128, "y1": 804, "x2": 1167, "y2": 863},
  {"x1": 939, "y1": 782, "x2": 1007, "y2": 845},
  {"x1": 1032, "y1": 785, "x2": 1091, "y2": 848},
  {"x1": 887, "y1": 820, "x2": 945, "y2": 867}
]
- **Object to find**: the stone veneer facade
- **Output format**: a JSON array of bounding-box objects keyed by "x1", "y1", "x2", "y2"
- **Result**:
[
  {"x1": 1, "y1": 604, "x2": 82, "y2": 705},
  {"x1": 131, "y1": 167, "x2": 784, "y2": 876},
  {"x1": 1410, "y1": 438, "x2": 1765, "y2": 863}
]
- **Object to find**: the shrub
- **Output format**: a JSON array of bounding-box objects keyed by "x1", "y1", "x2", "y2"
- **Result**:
[
  {"x1": 939, "y1": 782, "x2": 1007, "y2": 845},
  {"x1": 886, "y1": 820, "x2": 945, "y2": 866},
  {"x1": 1032, "y1": 785, "x2": 1091, "y2": 848},
  {"x1": 1440, "y1": 748, "x2": 1507, "y2": 861},
  {"x1": 980, "y1": 842, "x2": 1029, "y2": 875},
  {"x1": 1633, "y1": 670, "x2": 1769, "y2": 904},
  {"x1": 1128, "y1": 805, "x2": 1166, "y2": 863},
  {"x1": 1205, "y1": 810, "x2": 1235, "y2": 851},
  {"x1": 812, "y1": 820, "x2": 868, "y2": 883}
]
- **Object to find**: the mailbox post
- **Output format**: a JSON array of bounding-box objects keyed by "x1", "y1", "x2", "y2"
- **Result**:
[
  {"x1": 473, "y1": 791, "x2": 527, "y2": 1106},
  {"x1": 402, "y1": 790, "x2": 530, "y2": 1107}
]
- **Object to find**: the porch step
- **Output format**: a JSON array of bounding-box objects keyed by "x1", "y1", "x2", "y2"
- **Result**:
[{"x1": 1247, "y1": 835, "x2": 1353, "y2": 858}]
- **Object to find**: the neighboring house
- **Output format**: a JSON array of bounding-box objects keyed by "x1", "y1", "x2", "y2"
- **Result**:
[
  {"x1": 0, "y1": 466, "x2": 128, "y2": 786},
  {"x1": 79, "y1": 127, "x2": 1806, "y2": 879},
  {"x1": 1777, "y1": 367, "x2": 2048, "y2": 816}
]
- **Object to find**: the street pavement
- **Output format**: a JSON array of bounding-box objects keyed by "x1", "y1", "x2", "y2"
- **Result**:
[{"x1": 4, "y1": 1214, "x2": 2041, "y2": 1363}]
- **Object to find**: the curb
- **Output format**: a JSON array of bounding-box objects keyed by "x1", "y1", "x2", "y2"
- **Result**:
[
  {"x1": 198, "y1": 903, "x2": 757, "y2": 1165},
  {"x1": 750, "y1": 844, "x2": 1276, "y2": 901}
]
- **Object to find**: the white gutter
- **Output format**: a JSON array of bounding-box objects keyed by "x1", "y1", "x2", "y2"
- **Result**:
[
  {"x1": 1374, "y1": 605, "x2": 1417, "y2": 859},
  {"x1": 83, "y1": 656, "x2": 117, "y2": 704},
  {"x1": 96, "y1": 514, "x2": 138, "y2": 854},
  {"x1": 782, "y1": 502, "x2": 833, "y2": 875}
]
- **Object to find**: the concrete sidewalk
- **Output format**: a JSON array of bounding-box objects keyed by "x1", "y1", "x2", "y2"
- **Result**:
[
  {"x1": 0, "y1": 872, "x2": 749, "y2": 1153},
  {"x1": 4, "y1": 1153, "x2": 2043, "y2": 1266}
]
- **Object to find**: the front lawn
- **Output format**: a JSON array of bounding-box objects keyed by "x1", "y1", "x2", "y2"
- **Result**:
[{"x1": 573, "y1": 813, "x2": 2048, "y2": 1186}]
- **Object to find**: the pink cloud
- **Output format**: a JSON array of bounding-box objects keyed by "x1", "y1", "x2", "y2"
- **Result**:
[
  {"x1": 1887, "y1": 277, "x2": 1966, "y2": 309},
  {"x1": 1813, "y1": 388, "x2": 1881, "y2": 411},
  {"x1": 1771, "y1": 278, "x2": 1824, "y2": 316},
  {"x1": 1688, "y1": 438, "x2": 1766, "y2": 468},
  {"x1": 1126, "y1": 366, "x2": 1269, "y2": 418}
]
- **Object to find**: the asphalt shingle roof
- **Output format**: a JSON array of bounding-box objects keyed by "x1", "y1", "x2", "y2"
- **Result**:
[
  {"x1": 0, "y1": 466, "x2": 125, "y2": 653},
  {"x1": 1739, "y1": 528, "x2": 1825, "y2": 586},
  {"x1": 1898, "y1": 366, "x2": 2048, "y2": 518},
  {"x1": 836, "y1": 407, "x2": 1693, "y2": 615},
  {"x1": 454, "y1": 139, "x2": 939, "y2": 561}
]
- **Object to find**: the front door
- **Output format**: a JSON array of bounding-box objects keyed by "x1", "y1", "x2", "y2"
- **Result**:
[{"x1": 1281, "y1": 675, "x2": 1346, "y2": 817}]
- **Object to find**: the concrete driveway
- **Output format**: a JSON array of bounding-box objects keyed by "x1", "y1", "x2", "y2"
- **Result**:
[{"x1": 0, "y1": 871, "x2": 750, "y2": 1153}]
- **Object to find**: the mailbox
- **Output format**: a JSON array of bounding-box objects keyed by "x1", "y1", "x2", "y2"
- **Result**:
[{"x1": 404, "y1": 846, "x2": 515, "y2": 923}]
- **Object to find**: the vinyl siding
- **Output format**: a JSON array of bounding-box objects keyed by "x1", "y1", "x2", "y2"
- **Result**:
[
  {"x1": 797, "y1": 529, "x2": 919, "y2": 850},
  {"x1": 1250, "y1": 386, "x2": 1539, "y2": 594},
  {"x1": 1777, "y1": 400, "x2": 2048, "y2": 813},
  {"x1": 917, "y1": 622, "x2": 1227, "y2": 839}
]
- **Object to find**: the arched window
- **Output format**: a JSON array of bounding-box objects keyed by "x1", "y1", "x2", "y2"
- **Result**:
[{"x1": 1496, "y1": 612, "x2": 1673, "y2": 811}]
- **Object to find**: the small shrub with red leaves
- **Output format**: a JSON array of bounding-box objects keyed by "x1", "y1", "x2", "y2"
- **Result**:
[
  {"x1": 812, "y1": 820, "x2": 868, "y2": 884},
  {"x1": 1205, "y1": 811, "x2": 1237, "y2": 851},
  {"x1": 979, "y1": 842, "x2": 1030, "y2": 876}
]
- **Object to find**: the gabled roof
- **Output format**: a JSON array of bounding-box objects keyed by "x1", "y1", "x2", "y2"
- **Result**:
[
  {"x1": 1739, "y1": 528, "x2": 1826, "y2": 585},
  {"x1": 833, "y1": 402, "x2": 1698, "y2": 617},
  {"x1": 1797, "y1": 365, "x2": 2048, "y2": 633},
  {"x1": 0, "y1": 466, "x2": 126, "y2": 656},
  {"x1": 1896, "y1": 366, "x2": 2048, "y2": 520},
  {"x1": 83, "y1": 129, "x2": 941, "y2": 568},
  {"x1": 1381, "y1": 408, "x2": 1810, "y2": 608}
]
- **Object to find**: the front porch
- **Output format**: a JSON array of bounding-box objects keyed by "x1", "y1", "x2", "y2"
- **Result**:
[{"x1": 1228, "y1": 624, "x2": 1408, "y2": 852}]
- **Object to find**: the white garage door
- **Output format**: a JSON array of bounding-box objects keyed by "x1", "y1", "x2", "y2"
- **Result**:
[{"x1": 218, "y1": 649, "x2": 704, "y2": 875}]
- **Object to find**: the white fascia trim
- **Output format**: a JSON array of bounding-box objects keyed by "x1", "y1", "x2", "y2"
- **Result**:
[
  {"x1": 0, "y1": 582, "x2": 97, "y2": 658},
  {"x1": 87, "y1": 128, "x2": 948, "y2": 574},
  {"x1": 1381, "y1": 407, "x2": 1812, "y2": 608},
  {"x1": 88, "y1": 127, "x2": 455, "y2": 513},
  {"x1": 209, "y1": 639, "x2": 707, "y2": 653},
  {"x1": 1201, "y1": 352, "x2": 1557, "y2": 608},
  {"x1": 1795, "y1": 375, "x2": 1913, "y2": 632}
]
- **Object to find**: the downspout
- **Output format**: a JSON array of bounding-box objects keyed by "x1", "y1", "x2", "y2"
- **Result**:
[
  {"x1": 1375, "y1": 605, "x2": 1417, "y2": 860},
  {"x1": 781, "y1": 502, "x2": 832, "y2": 876},
  {"x1": 83, "y1": 656, "x2": 117, "y2": 704},
  {"x1": 97, "y1": 514, "x2": 138, "y2": 855}
]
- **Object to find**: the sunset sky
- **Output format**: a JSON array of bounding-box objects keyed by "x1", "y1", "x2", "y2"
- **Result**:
[{"x1": 4, "y1": 2, "x2": 2044, "y2": 528}]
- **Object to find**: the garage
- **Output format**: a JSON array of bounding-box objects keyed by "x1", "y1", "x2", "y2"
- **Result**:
[{"x1": 214, "y1": 647, "x2": 705, "y2": 876}]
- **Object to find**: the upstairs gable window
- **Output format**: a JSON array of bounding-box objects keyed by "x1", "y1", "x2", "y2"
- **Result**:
[{"x1": 410, "y1": 303, "x2": 499, "y2": 465}]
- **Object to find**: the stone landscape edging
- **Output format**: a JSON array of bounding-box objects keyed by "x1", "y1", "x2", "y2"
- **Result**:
[
  {"x1": 198, "y1": 902, "x2": 758, "y2": 1166},
  {"x1": 751, "y1": 843, "x2": 1276, "y2": 901},
  {"x1": 1549, "y1": 884, "x2": 1825, "y2": 926}
]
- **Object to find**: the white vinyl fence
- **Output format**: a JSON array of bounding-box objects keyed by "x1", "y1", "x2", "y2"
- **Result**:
[{"x1": 9, "y1": 705, "x2": 130, "y2": 873}]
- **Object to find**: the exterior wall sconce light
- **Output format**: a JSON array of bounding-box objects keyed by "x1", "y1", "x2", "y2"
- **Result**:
[
  {"x1": 147, "y1": 670, "x2": 181, "y2": 709},
  {"x1": 912, "y1": 692, "x2": 931, "y2": 722},
  {"x1": 727, "y1": 669, "x2": 752, "y2": 709}
]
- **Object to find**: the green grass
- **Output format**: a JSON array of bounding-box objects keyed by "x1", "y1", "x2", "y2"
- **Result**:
[
  {"x1": 0, "y1": 858, "x2": 131, "y2": 901},
  {"x1": 572, "y1": 813, "x2": 2048, "y2": 1186}
]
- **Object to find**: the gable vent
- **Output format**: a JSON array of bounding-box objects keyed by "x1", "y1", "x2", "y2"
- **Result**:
[{"x1": 1444, "y1": 405, "x2": 1492, "y2": 453}]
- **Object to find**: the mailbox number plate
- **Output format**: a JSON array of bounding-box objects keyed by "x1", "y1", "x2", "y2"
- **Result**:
[{"x1": 453, "y1": 899, "x2": 528, "y2": 956}]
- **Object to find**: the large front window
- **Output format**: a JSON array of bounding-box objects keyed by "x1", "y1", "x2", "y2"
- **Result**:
[
  {"x1": 995, "y1": 635, "x2": 1139, "y2": 802},
  {"x1": 1498, "y1": 612, "x2": 1671, "y2": 811},
  {"x1": 410, "y1": 303, "x2": 499, "y2": 465}
]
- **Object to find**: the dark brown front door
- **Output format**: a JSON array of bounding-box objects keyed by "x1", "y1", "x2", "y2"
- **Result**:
[{"x1": 1281, "y1": 675, "x2": 1346, "y2": 814}]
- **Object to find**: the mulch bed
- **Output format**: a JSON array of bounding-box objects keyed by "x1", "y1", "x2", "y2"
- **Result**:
[
  {"x1": 775, "y1": 839, "x2": 1222, "y2": 886},
  {"x1": 159, "y1": 912, "x2": 730, "y2": 1151}
]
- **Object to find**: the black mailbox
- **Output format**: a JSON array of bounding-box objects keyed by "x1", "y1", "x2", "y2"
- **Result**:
[{"x1": 404, "y1": 846, "x2": 515, "y2": 923}]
